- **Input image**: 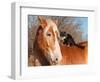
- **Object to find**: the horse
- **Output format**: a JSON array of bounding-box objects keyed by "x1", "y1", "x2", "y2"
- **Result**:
[
  {"x1": 33, "y1": 16, "x2": 62, "y2": 66},
  {"x1": 32, "y1": 16, "x2": 88, "y2": 66},
  {"x1": 60, "y1": 42, "x2": 88, "y2": 64}
]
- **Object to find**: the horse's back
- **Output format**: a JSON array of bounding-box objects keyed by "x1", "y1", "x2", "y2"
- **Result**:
[{"x1": 60, "y1": 44, "x2": 87, "y2": 65}]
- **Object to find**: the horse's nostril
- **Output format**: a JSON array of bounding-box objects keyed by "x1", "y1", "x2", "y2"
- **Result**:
[{"x1": 56, "y1": 58, "x2": 58, "y2": 61}]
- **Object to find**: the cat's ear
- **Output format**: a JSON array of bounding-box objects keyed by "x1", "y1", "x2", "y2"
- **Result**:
[{"x1": 38, "y1": 16, "x2": 47, "y2": 28}]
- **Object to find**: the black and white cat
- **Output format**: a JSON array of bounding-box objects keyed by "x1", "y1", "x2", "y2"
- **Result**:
[{"x1": 60, "y1": 31, "x2": 85, "y2": 49}]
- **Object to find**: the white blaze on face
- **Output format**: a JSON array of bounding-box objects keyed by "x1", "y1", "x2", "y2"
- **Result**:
[
  {"x1": 44, "y1": 19, "x2": 62, "y2": 64},
  {"x1": 53, "y1": 37, "x2": 62, "y2": 62}
]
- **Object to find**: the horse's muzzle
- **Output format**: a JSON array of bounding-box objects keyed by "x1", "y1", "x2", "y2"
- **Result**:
[{"x1": 49, "y1": 57, "x2": 59, "y2": 65}]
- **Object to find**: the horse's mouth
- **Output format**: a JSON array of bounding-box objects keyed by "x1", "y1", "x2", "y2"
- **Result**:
[
  {"x1": 51, "y1": 61, "x2": 59, "y2": 65},
  {"x1": 49, "y1": 57, "x2": 59, "y2": 65},
  {"x1": 45, "y1": 48, "x2": 62, "y2": 65},
  {"x1": 45, "y1": 54, "x2": 58, "y2": 65}
]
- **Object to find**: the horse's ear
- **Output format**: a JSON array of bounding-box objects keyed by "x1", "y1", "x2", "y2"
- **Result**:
[
  {"x1": 53, "y1": 20, "x2": 58, "y2": 26},
  {"x1": 38, "y1": 16, "x2": 47, "y2": 28}
]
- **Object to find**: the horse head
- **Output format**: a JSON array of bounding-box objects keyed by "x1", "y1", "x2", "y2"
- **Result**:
[{"x1": 34, "y1": 16, "x2": 62, "y2": 65}]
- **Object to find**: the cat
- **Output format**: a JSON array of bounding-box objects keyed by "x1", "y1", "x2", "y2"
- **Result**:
[{"x1": 60, "y1": 31, "x2": 85, "y2": 49}]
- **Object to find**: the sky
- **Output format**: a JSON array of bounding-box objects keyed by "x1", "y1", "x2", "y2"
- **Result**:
[{"x1": 74, "y1": 17, "x2": 88, "y2": 40}]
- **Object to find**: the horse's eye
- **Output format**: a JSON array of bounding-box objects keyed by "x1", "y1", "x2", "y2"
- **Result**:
[{"x1": 47, "y1": 33, "x2": 51, "y2": 36}]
